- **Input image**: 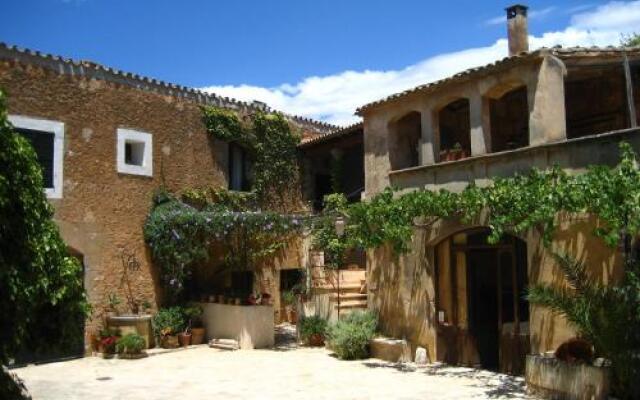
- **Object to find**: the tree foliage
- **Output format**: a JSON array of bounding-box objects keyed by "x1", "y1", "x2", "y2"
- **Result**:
[
  {"x1": 0, "y1": 90, "x2": 88, "y2": 364},
  {"x1": 528, "y1": 254, "x2": 640, "y2": 398}
]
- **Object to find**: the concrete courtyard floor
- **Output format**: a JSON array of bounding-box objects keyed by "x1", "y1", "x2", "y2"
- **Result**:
[{"x1": 13, "y1": 347, "x2": 538, "y2": 400}]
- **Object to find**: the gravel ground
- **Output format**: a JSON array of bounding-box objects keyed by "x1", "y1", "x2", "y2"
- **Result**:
[{"x1": 13, "y1": 329, "x2": 537, "y2": 400}]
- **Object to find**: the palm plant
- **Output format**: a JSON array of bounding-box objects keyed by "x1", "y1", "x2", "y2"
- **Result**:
[{"x1": 527, "y1": 252, "x2": 640, "y2": 399}]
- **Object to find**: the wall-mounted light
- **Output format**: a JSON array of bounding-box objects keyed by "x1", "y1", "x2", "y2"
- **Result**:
[{"x1": 334, "y1": 216, "x2": 345, "y2": 238}]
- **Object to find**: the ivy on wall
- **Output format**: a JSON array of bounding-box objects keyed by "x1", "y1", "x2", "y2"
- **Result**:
[{"x1": 201, "y1": 106, "x2": 302, "y2": 212}]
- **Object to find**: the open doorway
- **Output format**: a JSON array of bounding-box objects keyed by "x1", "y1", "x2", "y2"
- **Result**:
[{"x1": 435, "y1": 229, "x2": 529, "y2": 374}]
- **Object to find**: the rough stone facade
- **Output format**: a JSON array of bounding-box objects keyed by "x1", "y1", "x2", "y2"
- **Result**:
[{"x1": 0, "y1": 45, "x2": 330, "y2": 346}]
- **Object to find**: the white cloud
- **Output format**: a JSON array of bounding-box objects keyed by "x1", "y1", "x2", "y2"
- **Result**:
[{"x1": 201, "y1": 1, "x2": 640, "y2": 126}]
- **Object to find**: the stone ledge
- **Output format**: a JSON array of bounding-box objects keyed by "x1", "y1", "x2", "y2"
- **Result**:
[{"x1": 370, "y1": 337, "x2": 412, "y2": 363}]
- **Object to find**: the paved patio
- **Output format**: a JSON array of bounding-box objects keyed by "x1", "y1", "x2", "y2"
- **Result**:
[{"x1": 13, "y1": 342, "x2": 536, "y2": 400}]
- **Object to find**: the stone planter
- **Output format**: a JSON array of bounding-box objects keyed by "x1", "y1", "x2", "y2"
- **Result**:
[
  {"x1": 106, "y1": 314, "x2": 154, "y2": 349},
  {"x1": 118, "y1": 352, "x2": 148, "y2": 360},
  {"x1": 160, "y1": 335, "x2": 179, "y2": 349},
  {"x1": 525, "y1": 354, "x2": 610, "y2": 400}
]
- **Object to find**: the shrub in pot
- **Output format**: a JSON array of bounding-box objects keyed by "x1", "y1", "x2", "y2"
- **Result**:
[
  {"x1": 183, "y1": 304, "x2": 205, "y2": 345},
  {"x1": 327, "y1": 311, "x2": 378, "y2": 360},
  {"x1": 282, "y1": 291, "x2": 297, "y2": 323},
  {"x1": 299, "y1": 315, "x2": 328, "y2": 346},
  {"x1": 98, "y1": 327, "x2": 120, "y2": 358},
  {"x1": 116, "y1": 333, "x2": 147, "y2": 359},
  {"x1": 152, "y1": 307, "x2": 184, "y2": 349}
]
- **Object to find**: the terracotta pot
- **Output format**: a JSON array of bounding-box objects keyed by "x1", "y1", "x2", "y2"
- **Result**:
[
  {"x1": 287, "y1": 308, "x2": 297, "y2": 324},
  {"x1": 308, "y1": 333, "x2": 325, "y2": 347},
  {"x1": 178, "y1": 333, "x2": 192, "y2": 347},
  {"x1": 161, "y1": 335, "x2": 179, "y2": 349},
  {"x1": 191, "y1": 327, "x2": 206, "y2": 345}
]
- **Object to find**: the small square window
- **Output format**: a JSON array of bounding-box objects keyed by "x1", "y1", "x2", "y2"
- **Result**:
[
  {"x1": 125, "y1": 141, "x2": 145, "y2": 166},
  {"x1": 117, "y1": 129, "x2": 152, "y2": 176}
]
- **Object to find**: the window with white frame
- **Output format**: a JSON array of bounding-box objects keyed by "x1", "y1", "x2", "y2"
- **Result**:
[
  {"x1": 117, "y1": 128, "x2": 153, "y2": 177},
  {"x1": 9, "y1": 115, "x2": 65, "y2": 199}
]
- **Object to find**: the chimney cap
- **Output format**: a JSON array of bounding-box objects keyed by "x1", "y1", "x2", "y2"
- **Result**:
[{"x1": 506, "y1": 4, "x2": 528, "y2": 19}]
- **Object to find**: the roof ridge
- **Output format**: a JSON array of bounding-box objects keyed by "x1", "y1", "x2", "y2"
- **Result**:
[
  {"x1": 0, "y1": 42, "x2": 338, "y2": 133},
  {"x1": 355, "y1": 45, "x2": 640, "y2": 115}
]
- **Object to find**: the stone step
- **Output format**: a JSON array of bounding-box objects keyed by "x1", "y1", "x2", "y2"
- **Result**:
[
  {"x1": 333, "y1": 300, "x2": 368, "y2": 309},
  {"x1": 313, "y1": 282, "x2": 363, "y2": 291},
  {"x1": 329, "y1": 293, "x2": 367, "y2": 301},
  {"x1": 209, "y1": 338, "x2": 239, "y2": 351}
]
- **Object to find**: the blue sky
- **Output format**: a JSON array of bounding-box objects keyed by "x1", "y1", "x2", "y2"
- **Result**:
[{"x1": 2, "y1": 1, "x2": 640, "y2": 124}]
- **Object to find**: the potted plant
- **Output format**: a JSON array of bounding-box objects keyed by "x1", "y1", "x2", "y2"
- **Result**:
[
  {"x1": 98, "y1": 327, "x2": 120, "y2": 358},
  {"x1": 106, "y1": 293, "x2": 121, "y2": 318},
  {"x1": 116, "y1": 333, "x2": 148, "y2": 359},
  {"x1": 299, "y1": 315, "x2": 328, "y2": 346},
  {"x1": 183, "y1": 305, "x2": 205, "y2": 345},
  {"x1": 451, "y1": 142, "x2": 463, "y2": 160},
  {"x1": 282, "y1": 291, "x2": 297, "y2": 323},
  {"x1": 141, "y1": 300, "x2": 152, "y2": 315},
  {"x1": 152, "y1": 307, "x2": 184, "y2": 349}
]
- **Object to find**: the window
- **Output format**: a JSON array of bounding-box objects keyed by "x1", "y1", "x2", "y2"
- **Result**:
[
  {"x1": 9, "y1": 115, "x2": 64, "y2": 199},
  {"x1": 388, "y1": 111, "x2": 421, "y2": 170},
  {"x1": 228, "y1": 143, "x2": 251, "y2": 191},
  {"x1": 117, "y1": 128, "x2": 153, "y2": 177}
]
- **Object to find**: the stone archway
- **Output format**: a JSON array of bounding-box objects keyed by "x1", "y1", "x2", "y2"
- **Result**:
[{"x1": 434, "y1": 228, "x2": 529, "y2": 374}]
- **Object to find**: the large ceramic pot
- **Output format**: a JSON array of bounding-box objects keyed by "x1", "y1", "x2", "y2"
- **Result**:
[
  {"x1": 161, "y1": 335, "x2": 179, "y2": 349},
  {"x1": 191, "y1": 327, "x2": 206, "y2": 345}
]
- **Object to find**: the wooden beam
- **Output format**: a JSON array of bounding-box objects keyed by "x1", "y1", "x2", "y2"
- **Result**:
[{"x1": 623, "y1": 53, "x2": 638, "y2": 128}]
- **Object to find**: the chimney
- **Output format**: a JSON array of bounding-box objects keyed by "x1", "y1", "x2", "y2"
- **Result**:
[{"x1": 506, "y1": 4, "x2": 529, "y2": 56}]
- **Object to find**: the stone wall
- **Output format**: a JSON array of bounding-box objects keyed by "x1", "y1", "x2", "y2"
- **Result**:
[
  {"x1": 0, "y1": 58, "x2": 230, "y2": 339},
  {"x1": 0, "y1": 55, "x2": 320, "y2": 344}
]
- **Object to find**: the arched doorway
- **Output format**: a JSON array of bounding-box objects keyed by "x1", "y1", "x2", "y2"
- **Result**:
[{"x1": 434, "y1": 228, "x2": 529, "y2": 374}]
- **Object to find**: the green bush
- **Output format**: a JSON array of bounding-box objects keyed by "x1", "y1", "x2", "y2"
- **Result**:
[
  {"x1": 298, "y1": 315, "x2": 328, "y2": 341},
  {"x1": 327, "y1": 311, "x2": 378, "y2": 360},
  {"x1": 116, "y1": 333, "x2": 146, "y2": 354},
  {"x1": 0, "y1": 89, "x2": 88, "y2": 365},
  {"x1": 281, "y1": 291, "x2": 296, "y2": 306},
  {"x1": 152, "y1": 307, "x2": 185, "y2": 337}
]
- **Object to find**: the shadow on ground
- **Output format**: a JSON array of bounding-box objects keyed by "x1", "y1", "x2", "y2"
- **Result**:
[
  {"x1": 362, "y1": 361, "x2": 529, "y2": 399},
  {"x1": 273, "y1": 324, "x2": 298, "y2": 352}
]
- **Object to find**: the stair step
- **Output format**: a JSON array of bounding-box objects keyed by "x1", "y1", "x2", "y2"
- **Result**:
[
  {"x1": 209, "y1": 338, "x2": 239, "y2": 351},
  {"x1": 334, "y1": 300, "x2": 368, "y2": 309},
  {"x1": 313, "y1": 283, "x2": 363, "y2": 291},
  {"x1": 330, "y1": 293, "x2": 367, "y2": 301}
]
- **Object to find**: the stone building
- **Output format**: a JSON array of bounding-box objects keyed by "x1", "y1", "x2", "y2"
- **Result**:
[
  {"x1": 0, "y1": 42, "x2": 337, "y2": 353},
  {"x1": 357, "y1": 5, "x2": 640, "y2": 373}
]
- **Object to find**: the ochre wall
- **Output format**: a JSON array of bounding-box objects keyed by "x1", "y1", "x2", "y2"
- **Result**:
[
  {"x1": 0, "y1": 59, "x2": 228, "y2": 338},
  {"x1": 367, "y1": 215, "x2": 623, "y2": 366}
]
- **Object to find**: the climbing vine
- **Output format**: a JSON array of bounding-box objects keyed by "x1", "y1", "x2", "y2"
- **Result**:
[
  {"x1": 315, "y1": 143, "x2": 640, "y2": 258},
  {"x1": 143, "y1": 188, "x2": 305, "y2": 301},
  {"x1": 201, "y1": 106, "x2": 302, "y2": 211}
]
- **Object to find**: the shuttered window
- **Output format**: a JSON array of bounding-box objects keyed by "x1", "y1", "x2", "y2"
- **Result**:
[{"x1": 15, "y1": 127, "x2": 55, "y2": 189}]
